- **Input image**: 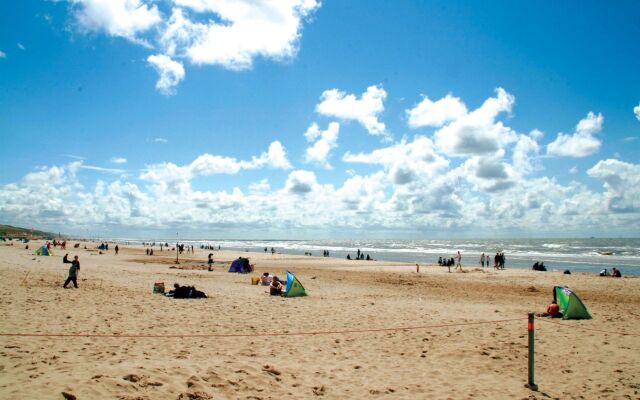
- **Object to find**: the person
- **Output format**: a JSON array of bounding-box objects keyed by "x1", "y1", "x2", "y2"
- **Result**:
[
  {"x1": 271, "y1": 247, "x2": 275, "y2": 255},
  {"x1": 438, "y1": 256, "x2": 443, "y2": 266},
  {"x1": 599, "y1": 268, "x2": 610, "y2": 277},
  {"x1": 261, "y1": 272, "x2": 273, "y2": 286},
  {"x1": 480, "y1": 253, "x2": 485, "y2": 268},
  {"x1": 115, "y1": 245, "x2": 119, "y2": 255},
  {"x1": 455, "y1": 251, "x2": 463, "y2": 271},
  {"x1": 346, "y1": 254, "x2": 351, "y2": 260},
  {"x1": 63, "y1": 253, "x2": 71, "y2": 263},
  {"x1": 612, "y1": 268, "x2": 622, "y2": 278},
  {"x1": 416, "y1": 263, "x2": 420, "y2": 273},
  {"x1": 270, "y1": 277, "x2": 284, "y2": 296},
  {"x1": 166, "y1": 283, "x2": 207, "y2": 298},
  {"x1": 63, "y1": 256, "x2": 80, "y2": 288},
  {"x1": 207, "y1": 253, "x2": 214, "y2": 271},
  {"x1": 149, "y1": 248, "x2": 154, "y2": 256},
  {"x1": 146, "y1": 248, "x2": 149, "y2": 256},
  {"x1": 546, "y1": 300, "x2": 562, "y2": 318}
]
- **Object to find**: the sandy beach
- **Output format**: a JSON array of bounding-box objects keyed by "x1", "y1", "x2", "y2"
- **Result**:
[{"x1": 0, "y1": 241, "x2": 639, "y2": 399}]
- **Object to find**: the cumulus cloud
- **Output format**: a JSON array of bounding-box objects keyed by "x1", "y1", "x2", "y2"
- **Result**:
[
  {"x1": 110, "y1": 157, "x2": 127, "y2": 164},
  {"x1": 141, "y1": 140, "x2": 291, "y2": 195},
  {"x1": 407, "y1": 93, "x2": 467, "y2": 128},
  {"x1": 547, "y1": 112, "x2": 603, "y2": 157},
  {"x1": 344, "y1": 136, "x2": 448, "y2": 185},
  {"x1": 433, "y1": 88, "x2": 517, "y2": 157},
  {"x1": 316, "y1": 85, "x2": 387, "y2": 136},
  {"x1": 173, "y1": 0, "x2": 320, "y2": 69},
  {"x1": 69, "y1": 0, "x2": 319, "y2": 93},
  {"x1": 304, "y1": 122, "x2": 339, "y2": 169},
  {"x1": 0, "y1": 51, "x2": 6, "y2": 59},
  {"x1": 147, "y1": 54, "x2": 185, "y2": 95},
  {"x1": 588, "y1": 159, "x2": 640, "y2": 213},
  {"x1": 71, "y1": 0, "x2": 161, "y2": 44},
  {"x1": 635, "y1": 104, "x2": 640, "y2": 121},
  {"x1": 512, "y1": 133, "x2": 541, "y2": 176},
  {"x1": 284, "y1": 170, "x2": 318, "y2": 194}
]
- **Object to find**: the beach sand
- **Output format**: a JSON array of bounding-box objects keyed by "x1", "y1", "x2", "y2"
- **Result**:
[{"x1": 0, "y1": 241, "x2": 638, "y2": 399}]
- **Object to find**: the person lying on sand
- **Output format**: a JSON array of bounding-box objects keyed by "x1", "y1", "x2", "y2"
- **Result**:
[{"x1": 165, "y1": 283, "x2": 207, "y2": 299}]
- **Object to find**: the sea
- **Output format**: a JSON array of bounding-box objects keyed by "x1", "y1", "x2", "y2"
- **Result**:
[{"x1": 119, "y1": 238, "x2": 640, "y2": 277}]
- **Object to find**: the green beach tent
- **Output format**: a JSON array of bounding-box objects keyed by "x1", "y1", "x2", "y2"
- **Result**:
[
  {"x1": 553, "y1": 286, "x2": 591, "y2": 320},
  {"x1": 284, "y1": 271, "x2": 307, "y2": 297},
  {"x1": 34, "y1": 245, "x2": 53, "y2": 256}
]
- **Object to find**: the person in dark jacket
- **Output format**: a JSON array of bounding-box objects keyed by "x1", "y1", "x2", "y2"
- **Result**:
[{"x1": 63, "y1": 256, "x2": 80, "y2": 288}]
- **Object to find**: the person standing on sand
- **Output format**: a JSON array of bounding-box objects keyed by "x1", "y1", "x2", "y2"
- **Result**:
[
  {"x1": 480, "y1": 253, "x2": 485, "y2": 268},
  {"x1": 455, "y1": 251, "x2": 463, "y2": 271},
  {"x1": 115, "y1": 245, "x2": 119, "y2": 255},
  {"x1": 63, "y1": 256, "x2": 80, "y2": 288}
]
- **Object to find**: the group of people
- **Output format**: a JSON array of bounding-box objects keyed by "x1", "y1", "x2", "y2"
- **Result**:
[
  {"x1": 437, "y1": 251, "x2": 463, "y2": 272},
  {"x1": 346, "y1": 249, "x2": 372, "y2": 260},
  {"x1": 165, "y1": 283, "x2": 207, "y2": 298},
  {"x1": 480, "y1": 252, "x2": 506, "y2": 269},
  {"x1": 531, "y1": 261, "x2": 547, "y2": 271},
  {"x1": 263, "y1": 247, "x2": 277, "y2": 254},
  {"x1": 600, "y1": 268, "x2": 622, "y2": 277}
]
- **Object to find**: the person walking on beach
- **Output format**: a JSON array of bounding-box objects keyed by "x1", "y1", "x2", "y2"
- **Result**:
[
  {"x1": 480, "y1": 253, "x2": 485, "y2": 268},
  {"x1": 455, "y1": 251, "x2": 463, "y2": 271},
  {"x1": 115, "y1": 245, "x2": 119, "y2": 255},
  {"x1": 63, "y1": 256, "x2": 80, "y2": 288}
]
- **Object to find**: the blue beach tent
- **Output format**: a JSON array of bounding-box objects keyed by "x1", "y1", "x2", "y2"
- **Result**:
[{"x1": 228, "y1": 257, "x2": 252, "y2": 273}]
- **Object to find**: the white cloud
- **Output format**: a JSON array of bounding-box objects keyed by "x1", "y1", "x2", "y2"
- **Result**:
[
  {"x1": 634, "y1": 104, "x2": 640, "y2": 121},
  {"x1": 140, "y1": 140, "x2": 291, "y2": 195},
  {"x1": 147, "y1": 54, "x2": 185, "y2": 95},
  {"x1": 17, "y1": 43, "x2": 25, "y2": 50},
  {"x1": 153, "y1": 137, "x2": 168, "y2": 143},
  {"x1": 71, "y1": 0, "x2": 161, "y2": 44},
  {"x1": 284, "y1": 170, "x2": 317, "y2": 194},
  {"x1": 407, "y1": 93, "x2": 467, "y2": 128},
  {"x1": 175, "y1": 0, "x2": 320, "y2": 70},
  {"x1": 248, "y1": 179, "x2": 270, "y2": 193},
  {"x1": 512, "y1": 133, "x2": 541, "y2": 176},
  {"x1": 0, "y1": 51, "x2": 6, "y2": 59},
  {"x1": 569, "y1": 166, "x2": 578, "y2": 174},
  {"x1": 316, "y1": 85, "x2": 387, "y2": 136},
  {"x1": 433, "y1": 88, "x2": 517, "y2": 157},
  {"x1": 547, "y1": 112, "x2": 603, "y2": 157},
  {"x1": 587, "y1": 159, "x2": 640, "y2": 213},
  {"x1": 69, "y1": 0, "x2": 320, "y2": 94},
  {"x1": 110, "y1": 157, "x2": 128, "y2": 164},
  {"x1": 344, "y1": 136, "x2": 448, "y2": 185},
  {"x1": 80, "y1": 165, "x2": 125, "y2": 174},
  {"x1": 304, "y1": 122, "x2": 339, "y2": 169}
]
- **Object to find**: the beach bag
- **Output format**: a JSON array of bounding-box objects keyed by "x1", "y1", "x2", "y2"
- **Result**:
[
  {"x1": 153, "y1": 282, "x2": 165, "y2": 294},
  {"x1": 251, "y1": 277, "x2": 260, "y2": 285}
]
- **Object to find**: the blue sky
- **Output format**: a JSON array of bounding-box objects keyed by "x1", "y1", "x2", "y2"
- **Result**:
[{"x1": 1, "y1": 0, "x2": 639, "y2": 238}]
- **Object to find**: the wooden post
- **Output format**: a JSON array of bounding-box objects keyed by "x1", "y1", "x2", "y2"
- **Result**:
[{"x1": 526, "y1": 312, "x2": 538, "y2": 391}]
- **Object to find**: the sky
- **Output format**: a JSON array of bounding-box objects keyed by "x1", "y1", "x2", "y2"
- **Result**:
[{"x1": 0, "y1": 0, "x2": 639, "y2": 239}]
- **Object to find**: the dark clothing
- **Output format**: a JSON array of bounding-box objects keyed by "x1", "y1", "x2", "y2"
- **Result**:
[{"x1": 63, "y1": 277, "x2": 78, "y2": 288}]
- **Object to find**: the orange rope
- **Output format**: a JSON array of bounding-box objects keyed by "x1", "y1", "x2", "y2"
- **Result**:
[
  {"x1": 538, "y1": 318, "x2": 640, "y2": 337},
  {"x1": 0, "y1": 318, "x2": 523, "y2": 339}
]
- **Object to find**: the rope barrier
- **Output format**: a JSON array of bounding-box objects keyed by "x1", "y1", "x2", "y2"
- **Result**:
[
  {"x1": 538, "y1": 318, "x2": 640, "y2": 337},
  {"x1": 0, "y1": 318, "x2": 523, "y2": 339}
]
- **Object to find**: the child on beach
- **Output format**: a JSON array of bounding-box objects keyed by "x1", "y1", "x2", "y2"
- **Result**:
[{"x1": 63, "y1": 256, "x2": 80, "y2": 288}]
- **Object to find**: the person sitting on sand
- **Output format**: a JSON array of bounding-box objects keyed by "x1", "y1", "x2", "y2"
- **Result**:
[
  {"x1": 546, "y1": 300, "x2": 562, "y2": 318},
  {"x1": 270, "y1": 277, "x2": 284, "y2": 296},
  {"x1": 599, "y1": 268, "x2": 610, "y2": 277},
  {"x1": 612, "y1": 268, "x2": 622, "y2": 278},
  {"x1": 261, "y1": 272, "x2": 273, "y2": 286}
]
